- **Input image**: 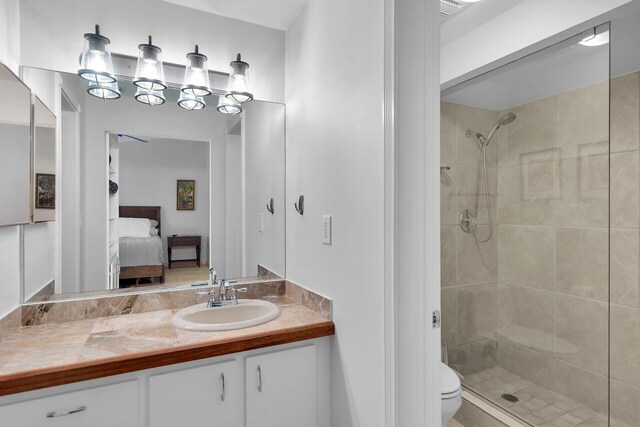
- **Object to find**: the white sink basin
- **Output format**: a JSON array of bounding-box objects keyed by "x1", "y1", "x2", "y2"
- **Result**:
[{"x1": 172, "y1": 299, "x2": 281, "y2": 331}]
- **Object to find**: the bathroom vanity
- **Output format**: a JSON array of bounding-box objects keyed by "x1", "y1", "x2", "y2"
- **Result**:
[{"x1": 0, "y1": 284, "x2": 333, "y2": 427}]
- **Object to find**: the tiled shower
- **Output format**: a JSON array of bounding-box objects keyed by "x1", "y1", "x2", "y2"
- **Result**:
[{"x1": 441, "y1": 72, "x2": 640, "y2": 425}]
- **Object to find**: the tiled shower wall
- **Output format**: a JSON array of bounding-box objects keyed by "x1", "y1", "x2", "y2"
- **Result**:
[
  {"x1": 441, "y1": 103, "x2": 499, "y2": 375},
  {"x1": 441, "y1": 73, "x2": 640, "y2": 425}
]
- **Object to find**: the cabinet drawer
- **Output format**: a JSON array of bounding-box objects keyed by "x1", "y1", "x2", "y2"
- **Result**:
[
  {"x1": 0, "y1": 381, "x2": 138, "y2": 427},
  {"x1": 169, "y1": 236, "x2": 200, "y2": 246}
]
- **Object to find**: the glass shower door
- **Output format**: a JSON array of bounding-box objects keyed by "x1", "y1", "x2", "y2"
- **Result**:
[{"x1": 440, "y1": 23, "x2": 613, "y2": 426}]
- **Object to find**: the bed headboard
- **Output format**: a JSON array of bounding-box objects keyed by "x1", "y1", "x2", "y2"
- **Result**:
[{"x1": 119, "y1": 206, "x2": 162, "y2": 237}]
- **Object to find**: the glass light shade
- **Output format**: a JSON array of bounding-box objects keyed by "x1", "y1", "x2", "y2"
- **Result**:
[
  {"x1": 133, "y1": 36, "x2": 167, "y2": 91},
  {"x1": 135, "y1": 87, "x2": 165, "y2": 106},
  {"x1": 217, "y1": 96, "x2": 242, "y2": 115},
  {"x1": 181, "y1": 45, "x2": 212, "y2": 97},
  {"x1": 178, "y1": 91, "x2": 205, "y2": 110},
  {"x1": 78, "y1": 25, "x2": 116, "y2": 84},
  {"x1": 225, "y1": 53, "x2": 253, "y2": 103},
  {"x1": 87, "y1": 81, "x2": 121, "y2": 100}
]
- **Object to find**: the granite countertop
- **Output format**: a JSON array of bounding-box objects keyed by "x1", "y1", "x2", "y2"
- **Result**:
[{"x1": 0, "y1": 295, "x2": 334, "y2": 396}]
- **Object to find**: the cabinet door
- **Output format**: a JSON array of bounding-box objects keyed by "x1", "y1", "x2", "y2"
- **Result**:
[
  {"x1": 0, "y1": 380, "x2": 138, "y2": 427},
  {"x1": 246, "y1": 345, "x2": 317, "y2": 427},
  {"x1": 149, "y1": 359, "x2": 240, "y2": 427}
]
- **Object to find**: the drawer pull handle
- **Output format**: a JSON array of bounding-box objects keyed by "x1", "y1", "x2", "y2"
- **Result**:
[
  {"x1": 221, "y1": 373, "x2": 225, "y2": 402},
  {"x1": 258, "y1": 365, "x2": 263, "y2": 392},
  {"x1": 46, "y1": 405, "x2": 87, "y2": 418}
]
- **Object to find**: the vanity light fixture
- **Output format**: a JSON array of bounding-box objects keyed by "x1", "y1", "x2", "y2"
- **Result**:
[
  {"x1": 225, "y1": 53, "x2": 253, "y2": 103},
  {"x1": 181, "y1": 45, "x2": 212, "y2": 97},
  {"x1": 135, "y1": 87, "x2": 166, "y2": 106},
  {"x1": 78, "y1": 25, "x2": 117, "y2": 85},
  {"x1": 133, "y1": 36, "x2": 167, "y2": 92},
  {"x1": 87, "y1": 81, "x2": 121, "y2": 100},
  {"x1": 178, "y1": 91, "x2": 205, "y2": 110},
  {"x1": 217, "y1": 96, "x2": 242, "y2": 115},
  {"x1": 579, "y1": 28, "x2": 610, "y2": 47}
]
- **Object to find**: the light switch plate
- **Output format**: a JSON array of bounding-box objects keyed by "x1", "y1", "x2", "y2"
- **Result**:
[
  {"x1": 321, "y1": 215, "x2": 332, "y2": 245},
  {"x1": 258, "y1": 213, "x2": 263, "y2": 232}
]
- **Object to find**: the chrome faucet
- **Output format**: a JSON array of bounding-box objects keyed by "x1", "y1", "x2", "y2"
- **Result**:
[{"x1": 198, "y1": 270, "x2": 247, "y2": 308}]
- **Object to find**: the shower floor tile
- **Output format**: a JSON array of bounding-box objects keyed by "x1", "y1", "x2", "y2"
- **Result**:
[{"x1": 463, "y1": 367, "x2": 629, "y2": 427}]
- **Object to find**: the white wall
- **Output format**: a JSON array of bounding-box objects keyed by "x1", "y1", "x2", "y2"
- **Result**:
[
  {"x1": 0, "y1": 0, "x2": 20, "y2": 74},
  {"x1": 119, "y1": 138, "x2": 210, "y2": 263},
  {"x1": 285, "y1": 0, "x2": 386, "y2": 425},
  {"x1": 225, "y1": 132, "x2": 242, "y2": 278},
  {"x1": 18, "y1": 0, "x2": 285, "y2": 103},
  {"x1": 23, "y1": 224, "x2": 55, "y2": 299},
  {"x1": 441, "y1": 0, "x2": 632, "y2": 85},
  {"x1": 243, "y1": 101, "x2": 285, "y2": 277}
]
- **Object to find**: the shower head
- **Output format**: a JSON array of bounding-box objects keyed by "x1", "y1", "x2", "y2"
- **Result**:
[
  {"x1": 485, "y1": 112, "x2": 516, "y2": 144},
  {"x1": 499, "y1": 112, "x2": 517, "y2": 126}
]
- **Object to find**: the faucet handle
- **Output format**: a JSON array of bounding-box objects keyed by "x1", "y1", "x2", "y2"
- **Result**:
[{"x1": 229, "y1": 287, "x2": 247, "y2": 301}]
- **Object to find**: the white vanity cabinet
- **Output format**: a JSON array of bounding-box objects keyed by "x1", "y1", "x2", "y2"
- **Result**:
[
  {"x1": 0, "y1": 338, "x2": 330, "y2": 427},
  {"x1": 149, "y1": 359, "x2": 240, "y2": 427},
  {"x1": 0, "y1": 380, "x2": 138, "y2": 427},
  {"x1": 246, "y1": 345, "x2": 317, "y2": 427}
]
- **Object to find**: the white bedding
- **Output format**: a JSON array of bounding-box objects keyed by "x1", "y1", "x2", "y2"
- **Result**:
[{"x1": 119, "y1": 235, "x2": 164, "y2": 267}]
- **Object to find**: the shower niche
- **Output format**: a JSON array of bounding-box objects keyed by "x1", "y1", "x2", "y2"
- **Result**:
[{"x1": 439, "y1": 22, "x2": 634, "y2": 426}]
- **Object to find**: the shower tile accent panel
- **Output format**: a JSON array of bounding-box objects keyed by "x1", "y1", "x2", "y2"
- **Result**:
[
  {"x1": 497, "y1": 161, "x2": 555, "y2": 226},
  {"x1": 555, "y1": 153, "x2": 609, "y2": 228},
  {"x1": 555, "y1": 81, "x2": 610, "y2": 159}
]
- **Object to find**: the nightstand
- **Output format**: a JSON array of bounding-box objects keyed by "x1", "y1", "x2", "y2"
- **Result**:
[{"x1": 167, "y1": 235, "x2": 201, "y2": 269}]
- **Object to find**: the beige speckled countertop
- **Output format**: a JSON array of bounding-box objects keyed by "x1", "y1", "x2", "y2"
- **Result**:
[{"x1": 0, "y1": 295, "x2": 334, "y2": 396}]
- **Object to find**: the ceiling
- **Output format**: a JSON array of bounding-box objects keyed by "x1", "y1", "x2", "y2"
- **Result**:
[
  {"x1": 442, "y1": 1, "x2": 640, "y2": 111},
  {"x1": 161, "y1": 0, "x2": 309, "y2": 30},
  {"x1": 440, "y1": 0, "x2": 526, "y2": 46}
]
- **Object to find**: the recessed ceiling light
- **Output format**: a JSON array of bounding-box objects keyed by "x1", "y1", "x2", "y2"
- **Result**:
[{"x1": 579, "y1": 30, "x2": 609, "y2": 47}]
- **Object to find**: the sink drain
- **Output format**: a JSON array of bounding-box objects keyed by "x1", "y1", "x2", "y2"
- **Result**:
[{"x1": 501, "y1": 393, "x2": 519, "y2": 403}]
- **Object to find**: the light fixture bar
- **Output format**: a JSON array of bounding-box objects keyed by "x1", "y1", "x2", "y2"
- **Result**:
[{"x1": 110, "y1": 53, "x2": 229, "y2": 94}]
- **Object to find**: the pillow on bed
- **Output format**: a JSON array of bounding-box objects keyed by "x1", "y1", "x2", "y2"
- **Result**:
[
  {"x1": 149, "y1": 219, "x2": 159, "y2": 236},
  {"x1": 119, "y1": 217, "x2": 151, "y2": 238}
]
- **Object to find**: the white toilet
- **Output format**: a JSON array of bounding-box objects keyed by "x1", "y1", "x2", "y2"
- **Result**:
[{"x1": 441, "y1": 363, "x2": 462, "y2": 427}]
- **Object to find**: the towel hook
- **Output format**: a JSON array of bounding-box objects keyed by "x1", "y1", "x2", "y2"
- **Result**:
[
  {"x1": 266, "y1": 198, "x2": 274, "y2": 214},
  {"x1": 295, "y1": 195, "x2": 304, "y2": 215}
]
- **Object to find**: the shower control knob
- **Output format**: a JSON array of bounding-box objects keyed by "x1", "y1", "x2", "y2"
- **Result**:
[{"x1": 459, "y1": 209, "x2": 476, "y2": 234}]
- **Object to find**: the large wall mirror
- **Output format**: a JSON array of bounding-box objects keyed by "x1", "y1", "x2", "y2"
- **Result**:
[
  {"x1": 0, "y1": 63, "x2": 31, "y2": 227},
  {"x1": 20, "y1": 68, "x2": 286, "y2": 303}
]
